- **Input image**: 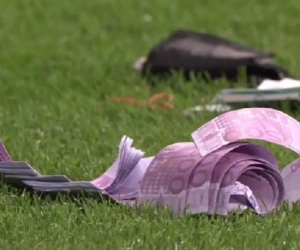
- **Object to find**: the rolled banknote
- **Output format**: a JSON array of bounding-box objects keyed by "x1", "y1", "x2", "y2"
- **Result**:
[
  {"x1": 137, "y1": 142, "x2": 203, "y2": 214},
  {"x1": 137, "y1": 107, "x2": 300, "y2": 215},
  {"x1": 137, "y1": 141, "x2": 283, "y2": 216},
  {"x1": 0, "y1": 107, "x2": 300, "y2": 217},
  {"x1": 190, "y1": 107, "x2": 300, "y2": 214}
]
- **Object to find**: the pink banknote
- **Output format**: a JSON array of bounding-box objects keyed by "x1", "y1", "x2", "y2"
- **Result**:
[{"x1": 0, "y1": 108, "x2": 299, "y2": 217}]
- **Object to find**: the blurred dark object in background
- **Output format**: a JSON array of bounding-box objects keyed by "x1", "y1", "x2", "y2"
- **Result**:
[{"x1": 134, "y1": 29, "x2": 292, "y2": 87}]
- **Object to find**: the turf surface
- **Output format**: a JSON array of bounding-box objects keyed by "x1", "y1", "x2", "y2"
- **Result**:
[{"x1": 0, "y1": 0, "x2": 300, "y2": 249}]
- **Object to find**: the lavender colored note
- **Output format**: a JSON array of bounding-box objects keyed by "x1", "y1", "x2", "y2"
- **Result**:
[
  {"x1": 185, "y1": 142, "x2": 248, "y2": 215},
  {"x1": 191, "y1": 108, "x2": 300, "y2": 157},
  {"x1": 109, "y1": 156, "x2": 154, "y2": 200},
  {"x1": 214, "y1": 144, "x2": 283, "y2": 215},
  {"x1": 1, "y1": 107, "x2": 300, "y2": 217},
  {"x1": 281, "y1": 157, "x2": 300, "y2": 205},
  {"x1": 138, "y1": 142, "x2": 202, "y2": 214},
  {"x1": 90, "y1": 136, "x2": 141, "y2": 190},
  {"x1": 228, "y1": 181, "x2": 260, "y2": 214}
]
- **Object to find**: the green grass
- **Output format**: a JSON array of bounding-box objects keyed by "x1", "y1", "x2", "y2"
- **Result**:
[{"x1": 0, "y1": 0, "x2": 300, "y2": 249}]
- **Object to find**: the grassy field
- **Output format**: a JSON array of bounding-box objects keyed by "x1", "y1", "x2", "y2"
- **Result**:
[{"x1": 0, "y1": 0, "x2": 300, "y2": 249}]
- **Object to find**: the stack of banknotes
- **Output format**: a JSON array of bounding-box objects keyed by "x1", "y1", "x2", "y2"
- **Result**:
[{"x1": 0, "y1": 107, "x2": 299, "y2": 216}]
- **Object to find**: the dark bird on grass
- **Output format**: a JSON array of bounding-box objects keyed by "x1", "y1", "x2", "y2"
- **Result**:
[{"x1": 134, "y1": 29, "x2": 292, "y2": 87}]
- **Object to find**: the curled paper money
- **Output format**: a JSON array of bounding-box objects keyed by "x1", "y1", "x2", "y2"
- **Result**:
[{"x1": 0, "y1": 108, "x2": 299, "y2": 217}]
